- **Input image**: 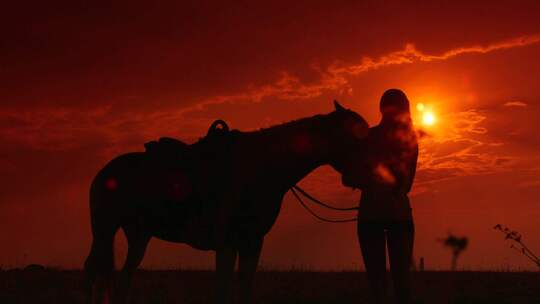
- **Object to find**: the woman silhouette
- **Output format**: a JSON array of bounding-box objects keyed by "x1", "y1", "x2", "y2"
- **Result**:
[{"x1": 344, "y1": 89, "x2": 418, "y2": 304}]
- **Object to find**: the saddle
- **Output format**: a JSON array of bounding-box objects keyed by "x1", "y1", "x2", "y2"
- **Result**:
[
  {"x1": 144, "y1": 119, "x2": 231, "y2": 162},
  {"x1": 144, "y1": 137, "x2": 188, "y2": 158},
  {"x1": 143, "y1": 119, "x2": 238, "y2": 198}
]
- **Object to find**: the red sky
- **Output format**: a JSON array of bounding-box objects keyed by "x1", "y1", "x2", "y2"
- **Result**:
[{"x1": 2, "y1": 1, "x2": 540, "y2": 270}]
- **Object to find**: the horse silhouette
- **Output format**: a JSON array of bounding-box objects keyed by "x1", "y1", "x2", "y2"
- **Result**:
[{"x1": 84, "y1": 101, "x2": 369, "y2": 304}]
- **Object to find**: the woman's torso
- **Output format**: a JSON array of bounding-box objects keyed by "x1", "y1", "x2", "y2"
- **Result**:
[{"x1": 358, "y1": 123, "x2": 418, "y2": 222}]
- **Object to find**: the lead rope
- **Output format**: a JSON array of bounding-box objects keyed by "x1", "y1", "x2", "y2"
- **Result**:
[
  {"x1": 290, "y1": 186, "x2": 358, "y2": 223},
  {"x1": 292, "y1": 185, "x2": 359, "y2": 211}
]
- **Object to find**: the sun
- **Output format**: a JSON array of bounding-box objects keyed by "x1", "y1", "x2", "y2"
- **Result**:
[
  {"x1": 416, "y1": 103, "x2": 437, "y2": 126},
  {"x1": 422, "y1": 111, "x2": 436, "y2": 126}
]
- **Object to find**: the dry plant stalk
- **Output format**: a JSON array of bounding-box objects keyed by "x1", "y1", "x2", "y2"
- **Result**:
[{"x1": 494, "y1": 224, "x2": 540, "y2": 268}]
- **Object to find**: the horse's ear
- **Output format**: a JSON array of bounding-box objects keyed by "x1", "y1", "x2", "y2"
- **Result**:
[{"x1": 334, "y1": 100, "x2": 346, "y2": 112}]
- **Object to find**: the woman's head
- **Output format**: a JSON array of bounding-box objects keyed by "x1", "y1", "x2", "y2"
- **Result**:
[{"x1": 379, "y1": 89, "x2": 411, "y2": 124}]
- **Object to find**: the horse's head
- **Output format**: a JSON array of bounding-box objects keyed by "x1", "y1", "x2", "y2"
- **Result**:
[{"x1": 325, "y1": 101, "x2": 369, "y2": 187}]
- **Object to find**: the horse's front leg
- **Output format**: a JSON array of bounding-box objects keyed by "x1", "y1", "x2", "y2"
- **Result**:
[
  {"x1": 215, "y1": 245, "x2": 237, "y2": 304},
  {"x1": 238, "y1": 236, "x2": 263, "y2": 304}
]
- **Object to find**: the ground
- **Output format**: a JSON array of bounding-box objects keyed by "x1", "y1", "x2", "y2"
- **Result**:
[{"x1": 1, "y1": 270, "x2": 539, "y2": 303}]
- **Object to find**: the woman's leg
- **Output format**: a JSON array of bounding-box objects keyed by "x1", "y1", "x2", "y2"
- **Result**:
[
  {"x1": 387, "y1": 220, "x2": 415, "y2": 304},
  {"x1": 358, "y1": 221, "x2": 387, "y2": 304}
]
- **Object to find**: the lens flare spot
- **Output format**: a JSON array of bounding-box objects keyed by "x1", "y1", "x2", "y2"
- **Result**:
[
  {"x1": 169, "y1": 173, "x2": 192, "y2": 201},
  {"x1": 292, "y1": 134, "x2": 312, "y2": 154},
  {"x1": 105, "y1": 178, "x2": 118, "y2": 191},
  {"x1": 374, "y1": 164, "x2": 396, "y2": 185},
  {"x1": 416, "y1": 103, "x2": 425, "y2": 111}
]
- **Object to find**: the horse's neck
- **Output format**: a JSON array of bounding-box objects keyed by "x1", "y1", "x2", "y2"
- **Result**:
[
  {"x1": 280, "y1": 154, "x2": 326, "y2": 190},
  {"x1": 255, "y1": 118, "x2": 331, "y2": 191}
]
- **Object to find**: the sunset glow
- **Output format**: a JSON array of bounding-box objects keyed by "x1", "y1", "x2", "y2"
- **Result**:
[{"x1": 2, "y1": 1, "x2": 540, "y2": 274}]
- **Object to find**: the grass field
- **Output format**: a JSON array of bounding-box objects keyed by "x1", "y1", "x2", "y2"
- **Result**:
[{"x1": 1, "y1": 269, "x2": 539, "y2": 303}]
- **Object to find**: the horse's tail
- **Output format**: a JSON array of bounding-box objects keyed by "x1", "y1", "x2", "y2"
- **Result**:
[{"x1": 85, "y1": 167, "x2": 121, "y2": 303}]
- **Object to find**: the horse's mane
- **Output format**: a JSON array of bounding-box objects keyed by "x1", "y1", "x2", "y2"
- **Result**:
[
  {"x1": 192, "y1": 112, "x2": 332, "y2": 146},
  {"x1": 244, "y1": 113, "x2": 329, "y2": 136}
]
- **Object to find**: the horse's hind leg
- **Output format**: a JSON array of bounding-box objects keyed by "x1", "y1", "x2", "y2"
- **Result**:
[
  {"x1": 215, "y1": 246, "x2": 237, "y2": 304},
  {"x1": 116, "y1": 225, "x2": 150, "y2": 304},
  {"x1": 238, "y1": 237, "x2": 263, "y2": 304},
  {"x1": 84, "y1": 222, "x2": 119, "y2": 304}
]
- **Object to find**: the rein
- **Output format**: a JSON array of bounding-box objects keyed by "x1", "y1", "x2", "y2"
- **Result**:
[{"x1": 290, "y1": 185, "x2": 358, "y2": 223}]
